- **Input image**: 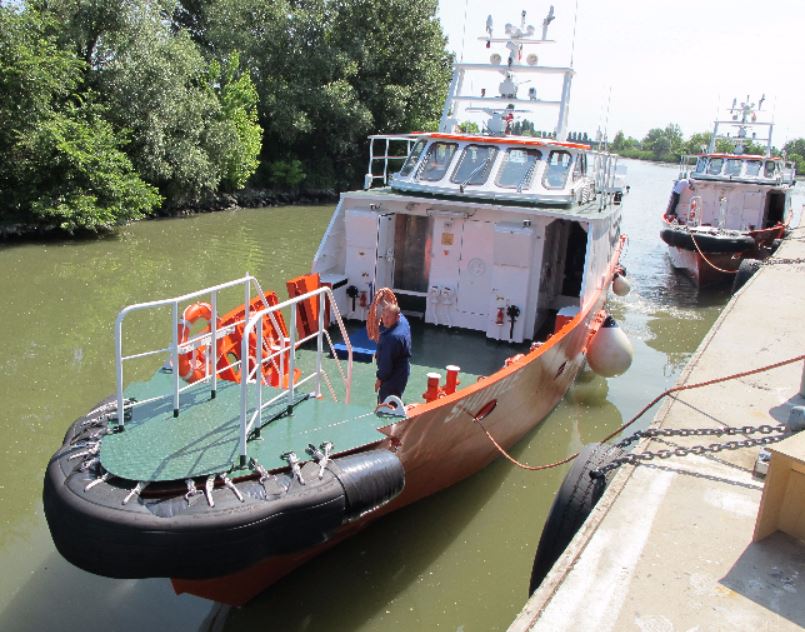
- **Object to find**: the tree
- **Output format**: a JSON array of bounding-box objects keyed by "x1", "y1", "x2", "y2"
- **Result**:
[
  {"x1": 207, "y1": 52, "x2": 262, "y2": 191},
  {"x1": 0, "y1": 6, "x2": 160, "y2": 231},
  {"x1": 642, "y1": 123, "x2": 684, "y2": 161},
  {"x1": 16, "y1": 103, "x2": 162, "y2": 232}
]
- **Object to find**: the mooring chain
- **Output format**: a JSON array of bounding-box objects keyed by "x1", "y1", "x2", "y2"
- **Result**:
[
  {"x1": 591, "y1": 423, "x2": 789, "y2": 479},
  {"x1": 761, "y1": 257, "x2": 805, "y2": 266}
]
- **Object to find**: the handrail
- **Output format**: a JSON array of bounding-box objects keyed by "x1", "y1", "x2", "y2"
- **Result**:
[
  {"x1": 238, "y1": 285, "x2": 353, "y2": 466},
  {"x1": 365, "y1": 134, "x2": 418, "y2": 189},
  {"x1": 114, "y1": 275, "x2": 271, "y2": 427}
]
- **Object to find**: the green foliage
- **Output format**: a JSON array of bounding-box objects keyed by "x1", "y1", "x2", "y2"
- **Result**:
[
  {"x1": 15, "y1": 103, "x2": 162, "y2": 232},
  {"x1": 784, "y1": 138, "x2": 805, "y2": 173},
  {"x1": 208, "y1": 52, "x2": 263, "y2": 191},
  {"x1": 3, "y1": 0, "x2": 450, "y2": 233},
  {"x1": 641, "y1": 123, "x2": 684, "y2": 162},
  {"x1": 457, "y1": 121, "x2": 480, "y2": 134},
  {"x1": 267, "y1": 159, "x2": 306, "y2": 190}
]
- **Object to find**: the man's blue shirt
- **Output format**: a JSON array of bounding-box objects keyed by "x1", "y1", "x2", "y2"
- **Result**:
[{"x1": 376, "y1": 314, "x2": 412, "y2": 399}]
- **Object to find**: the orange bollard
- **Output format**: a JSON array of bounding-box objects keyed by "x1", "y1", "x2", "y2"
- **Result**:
[
  {"x1": 444, "y1": 365, "x2": 461, "y2": 395},
  {"x1": 422, "y1": 372, "x2": 442, "y2": 402}
]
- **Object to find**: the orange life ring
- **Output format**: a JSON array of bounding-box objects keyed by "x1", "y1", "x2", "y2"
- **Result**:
[
  {"x1": 216, "y1": 324, "x2": 281, "y2": 384},
  {"x1": 177, "y1": 302, "x2": 221, "y2": 383}
]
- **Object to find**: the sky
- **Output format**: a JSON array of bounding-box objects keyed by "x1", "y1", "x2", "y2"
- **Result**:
[{"x1": 436, "y1": 0, "x2": 805, "y2": 146}]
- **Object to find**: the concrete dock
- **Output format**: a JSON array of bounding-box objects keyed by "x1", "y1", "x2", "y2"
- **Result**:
[{"x1": 511, "y1": 226, "x2": 805, "y2": 631}]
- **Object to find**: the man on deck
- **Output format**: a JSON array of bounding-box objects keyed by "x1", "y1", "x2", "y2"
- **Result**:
[{"x1": 374, "y1": 304, "x2": 412, "y2": 403}]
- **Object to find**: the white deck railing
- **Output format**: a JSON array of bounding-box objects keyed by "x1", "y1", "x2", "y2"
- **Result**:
[
  {"x1": 113, "y1": 277, "x2": 354, "y2": 456},
  {"x1": 238, "y1": 285, "x2": 353, "y2": 466}
]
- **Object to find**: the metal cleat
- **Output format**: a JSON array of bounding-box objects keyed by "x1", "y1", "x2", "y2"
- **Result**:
[
  {"x1": 84, "y1": 471, "x2": 112, "y2": 492},
  {"x1": 219, "y1": 473, "x2": 244, "y2": 503},
  {"x1": 305, "y1": 442, "x2": 333, "y2": 479},
  {"x1": 79, "y1": 456, "x2": 100, "y2": 472},
  {"x1": 251, "y1": 459, "x2": 271, "y2": 489},
  {"x1": 281, "y1": 451, "x2": 305, "y2": 486},
  {"x1": 122, "y1": 481, "x2": 146, "y2": 505},
  {"x1": 204, "y1": 475, "x2": 215, "y2": 507},
  {"x1": 184, "y1": 479, "x2": 203, "y2": 504},
  {"x1": 68, "y1": 443, "x2": 99, "y2": 461}
]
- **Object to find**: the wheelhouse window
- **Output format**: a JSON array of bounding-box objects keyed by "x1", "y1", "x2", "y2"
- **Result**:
[
  {"x1": 764, "y1": 161, "x2": 777, "y2": 178},
  {"x1": 694, "y1": 157, "x2": 708, "y2": 174},
  {"x1": 725, "y1": 159, "x2": 742, "y2": 176},
  {"x1": 543, "y1": 150, "x2": 572, "y2": 189},
  {"x1": 495, "y1": 148, "x2": 542, "y2": 189},
  {"x1": 707, "y1": 158, "x2": 724, "y2": 175},
  {"x1": 451, "y1": 144, "x2": 498, "y2": 186},
  {"x1": 572, "y1": 153, "x2": 587, "y2": 181},
  {"x1": 417, "y1": 142, "x2": 458, "y2": 181},
  {"x1": 398, "y1": 140, "x2": 426, "y2": 177},
  {"x1": 745, "y1": 160, "x2": 762, "y2": 177}
]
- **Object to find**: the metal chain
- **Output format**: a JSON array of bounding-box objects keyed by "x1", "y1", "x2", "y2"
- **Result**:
[
  {"x1": 592, "y1": 423, "x2": 788, "y2": 478},
  {"x1": 761, "y1": 257, "x2": 805, "y2": 266}
]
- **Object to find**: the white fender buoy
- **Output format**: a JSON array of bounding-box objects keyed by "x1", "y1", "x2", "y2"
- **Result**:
[
  {"x1": 612, "y1": 272, "x2": 631, "y2": 296},
  {"x1": 586, "y1": 316, "x2": 633, "y2": 377}
]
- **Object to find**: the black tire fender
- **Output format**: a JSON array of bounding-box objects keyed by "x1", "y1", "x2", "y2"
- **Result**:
[
  {"x1": 528, "y1": 442, "x2": 624, "y2": 595},
  {"x1": 731, "y1": 258, "x2": 762, "y2": 294}
]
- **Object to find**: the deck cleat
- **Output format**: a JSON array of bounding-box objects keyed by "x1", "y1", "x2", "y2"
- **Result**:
[
  {"x1": 219, "y1": 473, "x2": 244, "y2": 503},
  {"x1": 84, "y1": 471, "x2": 112, "y2": 492},
  {"x1": 204, "y1": 475, "x2": 216, "y2": 507},
  {"x1": 306, "y1": 442, "x2": 333, "y2": 479},
  {"x1": 281, "y1": 451, "x2": 305, "y2": 486},
  {"x1": 184, "y1": 478, "x2": 203, "y2": 504},
  {"x1": 122, "y1": 481, "x2": 146, "y2": 506}
]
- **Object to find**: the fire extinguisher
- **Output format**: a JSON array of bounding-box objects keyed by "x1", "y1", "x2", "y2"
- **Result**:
[
  {"x1": 495, "y1": 306, "x2": 505, "y2": 325},
  {"x1": 359, "y1": 290, "x2": 368, "y2": 308}
]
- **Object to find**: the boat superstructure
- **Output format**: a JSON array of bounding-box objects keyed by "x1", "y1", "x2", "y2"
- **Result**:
[
  {"x1": 43, "y1": 8, "x2": 629, "y2": 606},
  {"x1": 660, "y1": 96, "x2": 795, "y2": 286}
]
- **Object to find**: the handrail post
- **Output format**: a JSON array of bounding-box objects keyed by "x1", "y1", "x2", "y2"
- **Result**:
[
  {"x1": 172, "y1": 302, "x2": 180, "y2": 417},
  {"x1": 210, "y1": 291, "x2": 218, "y2": 399},
  {"x1": 115, "y1": 314, "x2": 125, "y2": 430},
  {"x1": 287, "y1": 303, "x2": 297, "y2": 414},
  {"x1": 239, "y1": 317, "x2": 250, "y2": 467},
  {"x1": 315, "y1": 292, "x2": 324, "y2": 398},
  {"x1": 255, "y1": 314, "x2": 263, "y2": 438}
]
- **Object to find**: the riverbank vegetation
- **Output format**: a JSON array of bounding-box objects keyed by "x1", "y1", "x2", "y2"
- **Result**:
[
  {"x1": 610, "y1": 125, "x2": 805, "y2": 172},
  {"x1": 0, "y1": 0, "x2": 452, "y2": 235}
]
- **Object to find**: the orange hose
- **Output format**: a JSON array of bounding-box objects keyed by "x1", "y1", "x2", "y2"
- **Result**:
[{"x1": 366, "y1": 288, "x2": 398, "y2": 342}]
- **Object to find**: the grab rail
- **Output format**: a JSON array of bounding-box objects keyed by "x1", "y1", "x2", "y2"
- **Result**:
[
  {"x1": 364, "y1": 134, "x2": 418, "y2": 189},
  {"x1": 114, "y1": 275, "x2": 271, "y2": 427},
  {"x1": 238, "y1": 285, "x2": 353, "y2": 466}
]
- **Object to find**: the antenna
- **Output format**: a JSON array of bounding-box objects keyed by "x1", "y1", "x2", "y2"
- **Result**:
[
  {"x1": 570, "y1": 0, "x2": 578, "y2": 67},
  {"x1": 460, "y1": 0, "x2": 469, "y2": 62}
]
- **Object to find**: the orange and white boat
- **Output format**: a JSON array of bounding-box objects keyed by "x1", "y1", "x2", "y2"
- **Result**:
[
  {"x1": 43, "y1": 8, "x2": 630, "y2": 606},
  {"x1": 660, "y1": 96, "x2": 795, "y2": 287}
]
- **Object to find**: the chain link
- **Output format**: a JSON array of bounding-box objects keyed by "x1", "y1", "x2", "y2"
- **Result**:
[
  {"x1": 761, "y1": 257, "x2": 805, "y2": 266},
  {"x1": 592, "y1": 423, "x2": 789, "y2": 478}
]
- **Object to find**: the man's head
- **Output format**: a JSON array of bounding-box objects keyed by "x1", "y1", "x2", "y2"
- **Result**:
[{"x1": 381, "y1": 303, "x2": 401, "y2": 329}]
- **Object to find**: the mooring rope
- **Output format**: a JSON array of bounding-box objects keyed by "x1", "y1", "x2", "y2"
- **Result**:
[
  {"x1": 688, "y1": 231, "x2": 740, "y2": 275},
  {"x1": 474, "y1": 353, "x2": 805, "y2": 471}
]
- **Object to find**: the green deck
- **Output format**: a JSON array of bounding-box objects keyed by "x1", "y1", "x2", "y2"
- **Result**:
[{"x1": 100, "y1": 321, "x2": 528, "y2": 482}]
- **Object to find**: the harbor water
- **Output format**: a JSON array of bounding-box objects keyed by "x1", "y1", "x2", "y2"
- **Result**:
[{"x1": 0, "y1": 159, "x2": 802, "y2": 631}]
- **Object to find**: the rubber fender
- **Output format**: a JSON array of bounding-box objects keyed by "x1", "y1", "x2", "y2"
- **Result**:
[
  {"x1": 329, "y1": 450, "x2": 405, "y2": 521},
  {"x1": 731, "y1": 258, "x2": 762, "y2": 294},
  {"x1": 529, "y1": 442, "x2": 624, "y2": 595}
]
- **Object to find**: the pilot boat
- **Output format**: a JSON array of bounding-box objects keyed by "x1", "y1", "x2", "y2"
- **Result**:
[
  {"x1": 660, "y1": 96, "x2": 795, "y2": 286},
  {"x1": 44, "y1": 8, "x2": 630, "y2": 606}
]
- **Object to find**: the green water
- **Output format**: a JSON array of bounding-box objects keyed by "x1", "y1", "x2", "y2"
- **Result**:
[{"x1": 1, "y1": 163, "x2": 800, "y2": 631}]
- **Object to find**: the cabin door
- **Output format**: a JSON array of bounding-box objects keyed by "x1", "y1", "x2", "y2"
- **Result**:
[
  {"x1": 374, "y1": 213, "x2": 396, "y2": 290},
  {"x1": 456, "y1": 220, "x2": 494, "y2": 330}
]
